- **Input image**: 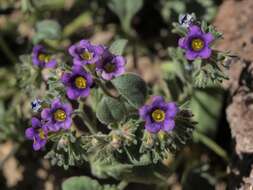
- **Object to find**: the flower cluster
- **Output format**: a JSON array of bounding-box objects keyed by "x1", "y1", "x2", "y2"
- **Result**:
[
  {"x1": 26, "y1": 99, "x2": 72, "y2": 150},
  {"x1": 139, "y1": 96, "x2": 178, "y2": 133},
  {"x1": 27, "y1": 39, "x2": 127, "y2": 150}
]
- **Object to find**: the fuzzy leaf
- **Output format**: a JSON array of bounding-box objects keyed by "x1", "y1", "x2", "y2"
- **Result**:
[
  {"x1": 190, "y1": 88, "x2": 223, "y2": 136},
  {"x1": 108, "y1": 0, "x2": 143, "y2": 33},
  {"x1": 109, "y1": 39, "x2": 128, "y2": 55},
  {"x1": 33, "y1": 20, "x2": 61, "y2": 44},
  {"x1": 112, "y1": 73, "x2": 147, "y2": 108},
  {"x1": 96, "y1": 96, "x2": 126, "y2": 125},
  {"x1": 62, "y1": 176, "x2": 102, "y2": 190}
]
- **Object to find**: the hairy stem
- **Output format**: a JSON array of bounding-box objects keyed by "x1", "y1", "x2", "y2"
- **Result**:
[
  {"x1": 73, "y1": 110, "x2": 97, "y2": 134},
  {"x1": 117, "y1": 180, "x2": 128, "y2": 190}
]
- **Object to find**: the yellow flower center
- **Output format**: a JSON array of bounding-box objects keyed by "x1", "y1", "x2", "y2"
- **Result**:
[
  {"x1": 104, "y1": 63, "x2": 115, "y2": 73},
  {"x1": 191, "y1": 38, "x2": 204, "y2": 51},
  {"x1": 74, "y1": 76, "x2": 87, "y2": 89},
  {"x1": 38, "y1": 129, "x2": 46, "y2": 139},
  {"x1": 54, "y1": 109, "x2": 67, "y2": 122},
  {"x1": 151, "y1": 109, "x2": 165, "y2": 122},
  {"x1": 38, "y1": 53, "x2": 51, "y2": 63},
  {"x1": 81, "y1": 51, "x2": 93, "y2": 60}
]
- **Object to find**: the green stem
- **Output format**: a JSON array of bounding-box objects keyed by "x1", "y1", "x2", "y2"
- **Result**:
[
  {"x1": 117, "y1": 180, "x2": 128, "y2": 190},
  {"x1": 0, "y1": 36, "x2": 17, "y2": 64},
  {"x1": 94, "y1": 78, "x2": 120, "y2": 99},
  {"x1": 73, "y1": 110, "x2": 97, "y2": 134},
  {"x1": 194, "y1": 131, "x2": 229, "y2": 162}
]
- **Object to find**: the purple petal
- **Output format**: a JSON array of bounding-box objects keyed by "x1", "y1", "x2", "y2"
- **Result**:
[
  {"x1": 31, "y1": 117, "x2": 41, "y2": 128},
  {"x1": 199, "y1": 48, "x2": 212, "y2": 59},
  {"x1": 68, "y1": 45, "x2": 77, "y2": 57},
  {"x1": 73, "y1": 59, "x2": 84, "y2": 66},
  {"x1": 145, "y1": 123, "x2": 162, "y2": 133},
  {"x1": 152, "y1": 96, "x2": 165, "y2": 107},
  {"x1": 72, "y1": 65, "x2": 84, "y2": 74},
  {"x1": 162, "y1": 119, "x2": 175, "y2": 132},
  {"x1": 80, "y1": 88, "x2": 90, "y2": 98},
  {"x1": 85, "y1": 73, "x2": 93, "y2": 86},
  {"x1": 178, "y1": 37, "x2": 186, "y2": 48},
  {"x1": 47, "y1": 123, "x2": 61, "y2": 132},
  {"x1": 45, "y1": 59, "x2": 57, "y2": 68},
  {"x1": 61, "y1": 118, "x2": 72, "y2": 130},
  {"x1": 185, "y1": 50, "x2": 198, "y2": 60},
  {"x1": 61, "y1": 73, "x2": 72, "y2": 85},
  {"x1": 101, "y1": 72, "x2": 114, "y2": 80},
  {"x1": 139, "y1": 105, "x2": 150, "y2": 119},
  {"x1": 33, "y1": 138, "x2": 46, "y2": 151},
  {"x1": 25, "y1": 128, "x2": 35, "y2": 139},
  {"x1": 41, "y1": 108, "x2": 51, "y2": 120},
  {"x1": 62, "y1": 103, "x2": 73, "y2": 115},
  {"x1": 79, "y1": 39, "x2": 90, "y2": 47},
  {"x1": 166, "y1": 102, "x2": 178, "y2": 118},
  {"x1": 52, "y1": 98, "x2": 61, "y2": 108},
  {"x1": 203, "y1": 33, "x2": 214, "y2": 44},
  {"x1": 66, "y1": 87, "x2": 81, "y2": 100},
  {"x1": 114, "y1": 66, "x2": 125, "y2": 77},
  {"x1": 188, "y1": 25, "x2": 202, "y2": 36},
  {"x1": 114, "y1": 56, "x2": 125, "y2": 66}
]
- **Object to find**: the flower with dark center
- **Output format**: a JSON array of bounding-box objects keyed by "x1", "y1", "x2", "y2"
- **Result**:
[
  {"x1": 178, "y1": 25, "x2": 214, "y2": 60},
  {"x1": 25, "y1": 117, "x2": 48, "y2": 151},
  {"x1": 96, "y1": 49, "x2": 125, "y2": 80},
  {"x1": 41, "y1": 99, "x2": 73, "y2": 131},
  {"x1": 32, "y1": 45, "x2": 57, "y2": 68},
  {"x1": 68, "y1": 40, "x2": 104, "y2": 66},
  {"x1": 61, "y1": 65, "x2": 93, "y2": 100},
  {"x1": 139, "y1": 96, "x2": 178, "y2": 133}
]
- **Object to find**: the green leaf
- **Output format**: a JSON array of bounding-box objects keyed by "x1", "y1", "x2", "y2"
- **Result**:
[
  {"x1": 112, "y1": 73, "x2": 147, "y2": 108},
  {"x1": 62, "y1": 176, "x2": 102, "y2": 190},
  {"x1": 109, "y1": 39, "x2": 128, "y2": 55},
  {"x1": 108, "y1": 0, "x2": 143, "y2": 33},
  {"x1": 190, "y1": 88, "x2": 223, "y2": 136},
  {"x1": 96, "y1": 96, "x2": 127, "y2": 125},
  {"x1": 33, "y1": 20, "x2": 61, "y2": 44}
]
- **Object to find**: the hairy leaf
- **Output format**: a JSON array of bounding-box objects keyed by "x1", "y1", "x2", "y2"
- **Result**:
[{"x1": 112, "y1": 73, "x2": 147, "y2": 108}]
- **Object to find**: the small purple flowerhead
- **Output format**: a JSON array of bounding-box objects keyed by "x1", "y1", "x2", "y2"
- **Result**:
[
  {"x1": 32, "y1": 45, "x2": 57, "y2": 68},
  {"x1": 68, "y1": 40, "x2": 104, "y2": 66},
  {"x1": 41, "y1": 99, "x2": 73, "y2": 131},
  {"x1": 139, "y1": 96, "x2": 178, "y2": 133},
  {"x1": 25, "y1": 117, "x2": 48, "y2": 151},
  {"x1": 61, "y1": 65, "x2": 93, "y2": 100},
  {"x1": 96, "y1": 49, "x2": 125, "y2": 80},
  {"x1": 178, "y1": 25, "x2": 214, "y2": 60}
]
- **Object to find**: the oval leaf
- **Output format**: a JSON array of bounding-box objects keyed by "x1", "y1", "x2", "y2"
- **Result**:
[
  {"x1": 112, "y1": 73, "x2": 147, "y2": 108},
  {"x1": 109, "y1": 39, "x2": 128, "y2": 55},
  {"x1": 62, "y1": 176, "x2": 102, "y2": 190},
  {"x1": 96, "y1": 96, "x2": 126, "y2": 125}
]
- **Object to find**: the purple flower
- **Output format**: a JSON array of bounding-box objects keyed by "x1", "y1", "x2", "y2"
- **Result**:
[
  {"x1": 61, "y1": 65, "x2": 93, "y2": 100},
  {"x1": 96, "y1": 49, "x2": 125, "y2": 80},
  {"x1": 178, "y1": 25, "x2": 214, "y2": 60},
  {"x1": 25, "y1": 117, "x2": 48, "y2": 151},
  {"x1": 41, "y1": 99, "x2": 73, "y2": 131},
  {"x1": 32, "y1": 45, "x2": 57, "y2": 68},
  {"x1": 69, "y1": 40, "x2": 104, "y2": 66},
  {"x1": 139, "y1": 96, "x2": 178, "y2": 133}
]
